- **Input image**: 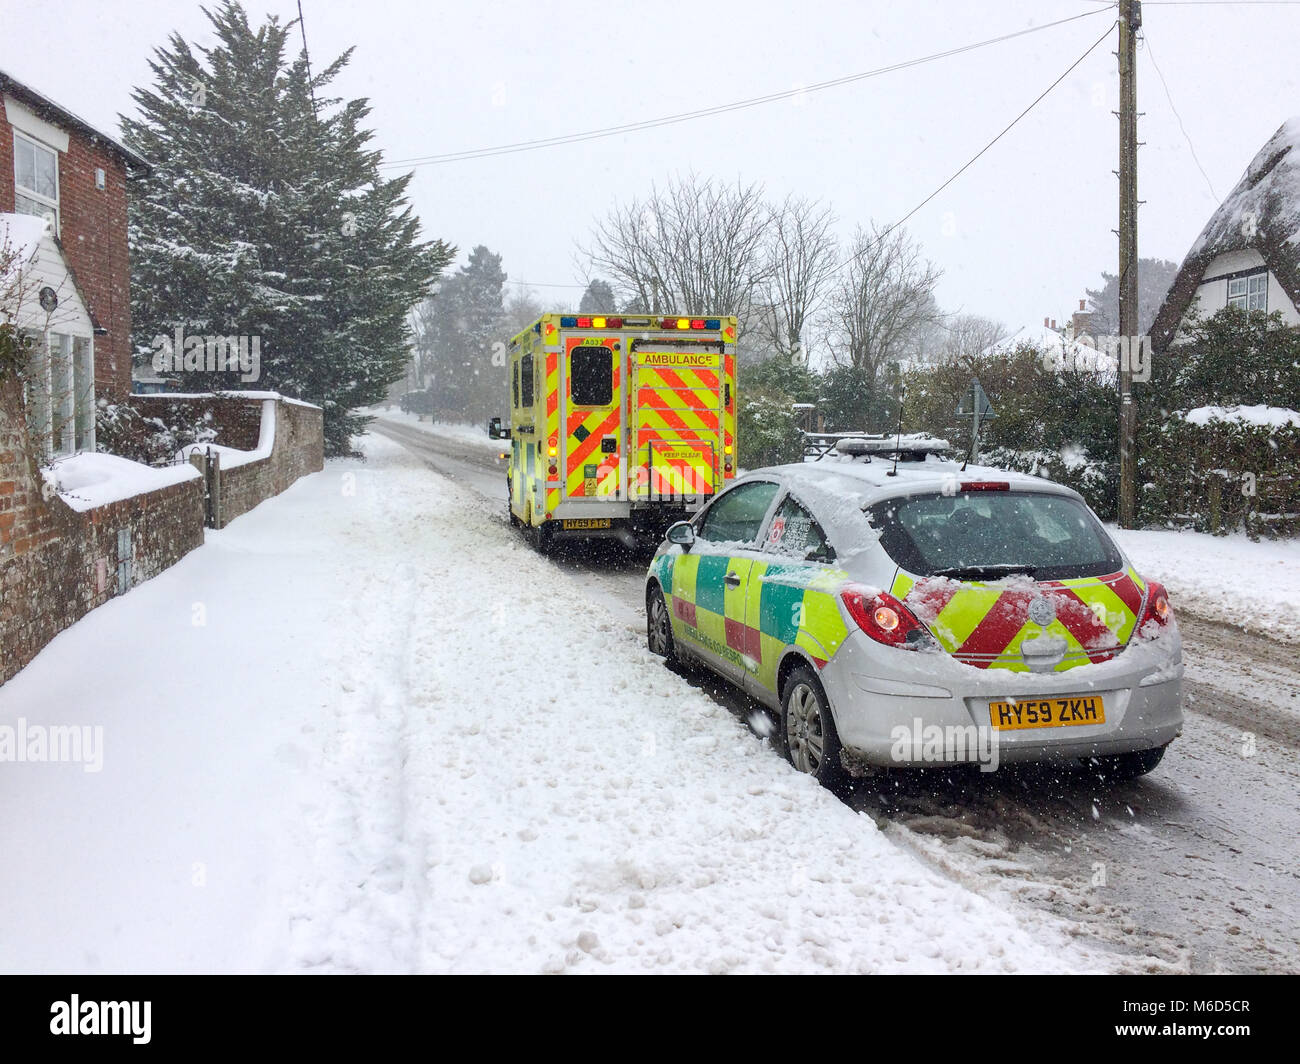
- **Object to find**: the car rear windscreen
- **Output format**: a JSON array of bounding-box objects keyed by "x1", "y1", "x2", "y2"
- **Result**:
[{"x1": 865, "y1": 491, "x2": 1123, "y2": 581}]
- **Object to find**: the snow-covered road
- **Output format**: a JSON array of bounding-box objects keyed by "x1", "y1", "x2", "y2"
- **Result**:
[
  {"x1": 369, "y1": 414, "x2": 1300, "y2": 974},
  {"x1": 0, "y1": 434, "x2": 1113, "y2": 973}
]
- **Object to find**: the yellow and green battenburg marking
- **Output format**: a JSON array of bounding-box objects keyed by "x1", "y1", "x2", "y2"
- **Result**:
[
  {"x1": 654, "y1": 553, "x2": 850, "y2": 692},
  {"x1": 889, "y1": 566, "x2": 1146, "y2": 672}
]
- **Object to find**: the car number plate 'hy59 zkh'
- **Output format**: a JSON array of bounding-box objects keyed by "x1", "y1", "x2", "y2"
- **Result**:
[{"x1": 988, "y1": 695, "x2": 1105, "y2": 730}]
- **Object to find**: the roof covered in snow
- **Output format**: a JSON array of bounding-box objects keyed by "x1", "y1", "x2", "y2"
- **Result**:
[
  {"x1": 0, "y1": 70, "x2": 150, "y2": 171},
  {"x1": 1150, "y1": 116, "x2": 1300, "y2": 351},
  {"x1": 990, "y1": 324, "x2": 1116, "y2": 374}
]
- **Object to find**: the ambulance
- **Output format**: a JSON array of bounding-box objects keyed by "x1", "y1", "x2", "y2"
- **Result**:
[{"x1": 500, "y1": 313, "x2": 738, "y2": 550}]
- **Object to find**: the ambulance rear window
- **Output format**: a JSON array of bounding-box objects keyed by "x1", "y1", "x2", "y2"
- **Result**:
[
  {"x1": 520, "y1": 354, "x2": 534, "y2": 407},
  {"x1": 571, "y1": 347, "x2": 612, "y2": 406},
  {"x1": 865, "y1": 491, "x2": 1122, "y2": 581}
]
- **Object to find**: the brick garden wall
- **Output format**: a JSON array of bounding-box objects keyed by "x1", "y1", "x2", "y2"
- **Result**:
[
  {"x1": 130, "y1": 394, "x2": 325, "y2": 528},
  {"x1": 217, "y1": 399, "x2": 324, "y2": 527},
  {"x1": 1, "y1": 386, "x2": 323, "y2": 687},
  {"x1": 0, "y1": 376, "x2": 205, "y2": 685}
]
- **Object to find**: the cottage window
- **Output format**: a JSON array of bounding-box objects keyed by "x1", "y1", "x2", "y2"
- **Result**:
[
  {"x1": 13, "y1": 133, "x2": 59, "y2": 233},
  {"x1": 24, "y1": 331, "x2": 93, "y2": 459},
  {"x1": 1227, "y1": 272, "x2": 1268, "y2": 313}
]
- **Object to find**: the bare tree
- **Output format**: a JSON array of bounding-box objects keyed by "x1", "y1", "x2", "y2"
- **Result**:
[
  {"x1": 753, "y1": 195, "x2": 838, "y2": 364},
  {"x1": 936, "y1": 312, "x2": 1009, "y2": 368},
  {"x1": 827, "y1": 222, "x2": 942, "y2": 384},
  {"x1": 501, "y1": 287, "x2": 544, "y2": 336},
  {"x1": 581, "y1": 174, "x2": 770, "y2": 329}
]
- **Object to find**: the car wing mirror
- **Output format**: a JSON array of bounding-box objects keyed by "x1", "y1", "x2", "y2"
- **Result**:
[{"x1": 665, "y1": 521, "x2": 696, "y2": 550}]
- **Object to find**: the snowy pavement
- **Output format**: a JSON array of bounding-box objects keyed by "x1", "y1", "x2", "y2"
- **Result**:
[
  {"x1": 1110, "y1": 526, "x2": 1300, "y2": 644},
  {"x1": 0, "y1": 434, "x2": 1113, "y2": 973}
]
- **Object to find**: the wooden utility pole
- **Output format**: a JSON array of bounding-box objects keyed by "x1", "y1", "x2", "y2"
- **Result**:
[{"x1": 1117, "y1": 0, "x2": 1141, "y2": 528}]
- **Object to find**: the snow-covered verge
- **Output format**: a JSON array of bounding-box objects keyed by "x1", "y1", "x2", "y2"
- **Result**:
[
  {"x1": 368, "y1": 408, "x2": 502, "y2": 452},
  {"x1": 0, "y1": 434, "x2": 1108, "y2": 973},
  {"x1": 1111, "y1": 526, "x2": 1300, "y2": 644},
  {"x1": 40, "y1": 451, "x2": 201, "y2": 512}
]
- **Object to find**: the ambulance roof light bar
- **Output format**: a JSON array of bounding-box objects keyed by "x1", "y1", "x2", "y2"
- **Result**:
[{"x1": 557, "y1": 315, "x2": 721, "y2": 330}]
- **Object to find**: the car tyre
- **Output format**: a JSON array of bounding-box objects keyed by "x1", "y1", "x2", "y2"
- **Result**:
[
  {"x1": 1083, "y1": 744, "x2": 1167, "y2": 780},
  {"x1": 646, "y1": 584, "x2": 677, "y2": 665},
  {"x1": 780, "y1": 666, "x2": 847, "y2": 792}
]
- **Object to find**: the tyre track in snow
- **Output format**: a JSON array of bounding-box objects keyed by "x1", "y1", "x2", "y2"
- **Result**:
[{"x1": 374, "y1": 420, "x2": 1300, "y2": 973}]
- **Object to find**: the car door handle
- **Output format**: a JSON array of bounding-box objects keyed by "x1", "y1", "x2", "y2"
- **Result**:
[{"x1": 724, "y1": 571, "x2": 741, "y2": 587}]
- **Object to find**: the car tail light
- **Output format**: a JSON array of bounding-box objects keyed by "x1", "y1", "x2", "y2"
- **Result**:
[
  {"x1": 1136, "y1": 580, "x2": 1172, "y2": 634},
  {"x1": 841, "y1": 586, "x2": 933, "y2": 650},
  {"x1": 961, "y1": 481, "x2": 1010, "y2": 492}
]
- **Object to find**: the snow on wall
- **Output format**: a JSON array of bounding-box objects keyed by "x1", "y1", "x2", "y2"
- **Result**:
[
  {"x1": 1, "y1": 377, "x2": 205, "y2": 686},
  {"x1": 2, "y1": 388, "x2": 322, "y2": 687},
  {"x1": 150, "y1": 394, "x2": 323, "y2": 529}
]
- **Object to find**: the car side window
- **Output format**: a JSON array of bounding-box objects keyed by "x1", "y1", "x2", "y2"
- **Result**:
[
  {"x1": 696, "y1": 481, "x2": 780, "y2": 546},
  {"x1": 764, "y1": 495, "x2": 835, "y2": 562}
]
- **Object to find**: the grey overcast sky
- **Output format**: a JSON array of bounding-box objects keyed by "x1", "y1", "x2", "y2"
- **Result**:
[{"x1": 4, "y1": 0, "x2": 1298, "y2": 335}]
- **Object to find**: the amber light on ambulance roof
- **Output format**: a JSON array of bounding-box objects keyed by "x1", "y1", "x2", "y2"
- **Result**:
[{"x1": 660, "y1": 317, "x2": 721, "y2": 330}]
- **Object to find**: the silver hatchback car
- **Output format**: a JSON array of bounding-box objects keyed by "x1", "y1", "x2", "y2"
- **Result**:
[{"x1": 645, "y1": 440, "x2": 1183, "y2": 788}]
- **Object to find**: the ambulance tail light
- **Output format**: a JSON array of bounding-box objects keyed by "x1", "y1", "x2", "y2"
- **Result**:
[{"x1": 840, "y1": 586, "x2": 935, "y2": 651}]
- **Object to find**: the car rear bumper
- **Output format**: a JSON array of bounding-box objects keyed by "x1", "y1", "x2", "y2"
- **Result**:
[{"x1": 818, "y1": 628, "x2": 1184, "y2": 769}]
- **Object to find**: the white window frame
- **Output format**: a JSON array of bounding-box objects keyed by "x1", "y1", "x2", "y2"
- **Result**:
[
  {"x1": 1247, "y1": 272, "x2": 1268, "y2": 312},
  {"x1": 13, "y1": 130, "x2": 60, "y2": 234},
  {"x1": 1227, "y1": 271, "x2": 1268, "y2": 313},
  {"x1": 23, "y1": 329, "x2": 94, "y2": 459}
]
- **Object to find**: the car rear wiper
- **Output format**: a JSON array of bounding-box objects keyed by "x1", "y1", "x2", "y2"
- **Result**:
[{"x1": 931, "y1": 563, "x2": 1038, "y2": 580}]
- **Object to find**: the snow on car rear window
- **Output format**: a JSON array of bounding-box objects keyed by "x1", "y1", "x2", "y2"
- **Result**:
[{"x1": 865, "y1": 491, "x2": 1123, "y2": 581}]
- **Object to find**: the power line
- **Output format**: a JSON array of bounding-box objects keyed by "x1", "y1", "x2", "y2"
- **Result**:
[
  {"x1": 496, "y1": 20, "x2": 1119, "y2": 298},
  {"x1": 1141, "y1": 32, "x2": 1219, "y2": 200},
  {"x1": 831, "y1": 18, "x2": 1118, "y2": 278},
  {"x1": 378, "y1": 8, "x2": 1113, "y2": 169}
]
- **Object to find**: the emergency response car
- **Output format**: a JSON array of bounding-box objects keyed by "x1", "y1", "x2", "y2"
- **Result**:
[
  {"x1": 502, "y1": 313, "x2": 738, "y2": 550},
  {"x1": 645, "y1": 436, "x2": 1183, "y2": 788}
]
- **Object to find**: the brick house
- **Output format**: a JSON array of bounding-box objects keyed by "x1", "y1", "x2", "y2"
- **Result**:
[{"x1": 0, "y1": 70, "x2": 149, "y2": 413}]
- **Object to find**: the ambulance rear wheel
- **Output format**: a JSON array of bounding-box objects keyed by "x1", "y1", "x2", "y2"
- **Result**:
[
  {"x1": 646, "y1": 584, "x2": 677, "y2": 664},
  {"x1": 780, "y1": 666, "x2": 847, "y2": 792},
  {"x1": 534, "y1": 520, "x2": 555, "y2": 554}
]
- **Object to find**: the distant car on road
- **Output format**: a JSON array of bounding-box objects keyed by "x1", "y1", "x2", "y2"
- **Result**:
[
  {"x1": 645, "y1": 437, "x2": 1182, "y2": 789},
  {"x1": 400, "y1": 389, "x2": 435, "y2": 418}
]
